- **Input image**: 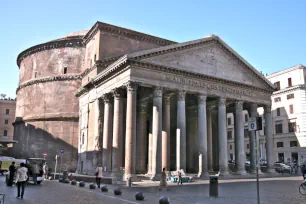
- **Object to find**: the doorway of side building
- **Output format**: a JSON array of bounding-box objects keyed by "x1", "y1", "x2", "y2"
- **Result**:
[
  {"x1": 278, "y1": 153, "x2": 284, "y2": 163},
  {"x1": 292, "y1": 152, "x2": 298, "y2": 165}
]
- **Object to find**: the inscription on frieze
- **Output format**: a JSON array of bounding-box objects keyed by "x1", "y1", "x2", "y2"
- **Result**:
[{"x1": 165, "y1": 75, "x2": 253, "y2": 97}]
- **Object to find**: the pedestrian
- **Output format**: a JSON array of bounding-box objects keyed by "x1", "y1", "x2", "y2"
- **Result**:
[
  {"x1": 290, "y1": 161, "x2": 294, "y2": 174},
  {"x1": 95, "y1": 166, "x2": 103, "y2": 188},
  {"x1": 159, "y1": 168, "x2": 169, "y2": 191},
  {"x1": 32, "y1": 162, "x2": 39, "y2": 185},
  {"x1": 14, "y1": 163, "x2": 28, "y2": 199},
  {"x1": 43, "y1": 162, "x2": 48, "y2": 179},
  {"x1": 8, "y1": 162, "x2": 16, "y2": 186},
  {"x1": 177, "y1": 169, "x2": 183, "y2": 185}
]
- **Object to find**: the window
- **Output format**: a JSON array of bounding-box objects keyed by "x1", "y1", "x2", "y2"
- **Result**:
[
  {"x1": 34, "y1": 71, "x2": 37, "y2": 78},
  {"x1": 288, "y1": 78, "x2": 292, "y2": 87},
  {"x1": 288, "y1": 122, "x2": 296, "y2": 133},
  {"x1": 227, "y1": 118, "x2": 232, "y2": 125},
  {"x1": 230, "y1": 145, "x2": 232, "y2": 150},
  {"x1": 82, "y1": 133, "x2": 84, "y2": 145},
  {"x1": 290, "y1": 141, "x2": 298, "y2": 147},
  {"x1": 276, "y1": 108, "x2": 280, "y2": 116},
  {"x1": 289, "y1": 105, "x2": 294, "y2": 114},
  {"x1": 247, "y1": 144, "x2": 250, "y2": 149},
  {"x1": 245, "y1": 114, "x2": 248, "y2": 122},
  {"x1": 63, "y1": 67, "x2": 67, "y2": 74},
  {"x1": 5, "y1": 109, "x2": 9, "y2": 114},
  {"x1": 274, "y1": 81, "x2": 280, "y2": 90},
  {"x1": 3, "y1": 130, "x2": 7, "y2": 136},
  {"x1": 287, "y1": 93, "x2": 294, "y2": 100},
  {"x1": 244, "y1": 128, "x2": 248, "y2": 138},
  {"x1": 4, "y1": 119, "x2": 8, "y2": 124},
  {"x1": 274, "y1": 97, "x2": 281, "y2": 102},
  {"x1": 94, "y1": 54, "x2": 97, "y2": 62},
  {"x1": 227, "y1": 131, "x2": 232, "y2": 139},
  {"x1": 275, "y1": 123, "x2": 283, "y2": 134},
  {"x1": 277, "y1": 142, "x2": 284, "y2": 148}
]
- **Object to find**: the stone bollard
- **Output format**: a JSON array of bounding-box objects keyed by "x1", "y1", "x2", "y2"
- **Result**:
[
  {"x1": 114, "y1": 188, "x2": 122, "y2": 195},
  {"x1": 71, "y1": 180, "x2": 77, "y2": 185},
  {"x1": 101, "y1": 185, "x2": 108, "y2": 192},
  {"x1": 79, "y1": 181, "x2": 85, "y2": 187},
  {"x1": 209, "y1": 175, "x2": 219, "y2": 198},
  {"x1": 62, "y1": 170, "x2": 68, "y2": 180},
  {"x1": 63, "y1": 179, "x2": 70, "y2": 184},
  {"x1": 135, "y1": 192, "x2": 144, "y2": 201},
  {"x1": 159, "y1": 196, "x2": 171, "y2": 204},
  {"x1": 89, "y1": 183, "x2": 96, "y2": 189}
]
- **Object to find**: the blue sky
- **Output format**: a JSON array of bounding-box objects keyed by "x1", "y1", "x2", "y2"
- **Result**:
[{"x1": 0, "y1": 0, "x2": 305, "y2": 98}]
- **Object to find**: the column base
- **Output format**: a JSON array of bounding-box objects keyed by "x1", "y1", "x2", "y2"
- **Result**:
[
  {"x1": 150, "y1": 173, "x2": 161, "y2": 181},
  {"x1": 198, "y1": 172, "x2": 209, "y2": 179},
  {"x1": 265, "y1": 168, "x2": 275, "y2": 173},
  {"x1": 219, "y1": 170, "x2": 230, "y2": 176},
  {"x1": 236, "y1": 169, "x2": 247, "y2": 175}
]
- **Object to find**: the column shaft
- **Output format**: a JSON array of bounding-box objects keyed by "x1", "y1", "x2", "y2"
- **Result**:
[
  {"x1": 234, "y1": 101, "x2": 246, "y2": 174},
  {"x1": 198, "y1": 94, "x2": 208, "y2": 178},
  {"x1": 111, "y1": 89, "x2": 124, "y2": 174},
  {"x1": 207, "y1": 107, "x2": 213, "y2": 172},
  {"x1": 151, "y1": 87, "x2": 163, "y2": 180},
  {"x1": 264, "y1": 104, "x2": 274, "y2": 172},
  {"x1": 124, "y1": 82, "x2": 138, "y2": 177},
  {"x1": 102, "y1": 94, "x2": 113, "y2": 172},
  {"x1": 162, "y1": 96, "x2": 171, "y2": 170},
  {"x1": 138, "y1": 102, "x2": 148, "y2": 173},
  {"x1": 147, "y1": 122, "x2": 153, "y2": 175},
  {"x1": 218, "y1": 97, "x2": 229, "y2": 175},
  {"x1": 177, "y1": 91, "x2": 186, "y2": 171}
]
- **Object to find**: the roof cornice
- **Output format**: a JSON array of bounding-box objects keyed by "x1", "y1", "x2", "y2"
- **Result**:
[
  {"x1": 272, "y1": 84, "x2": 306, "y2": 96},
  {"x1": 16, "y1": 74, "x2": 82, "y2": 93},
  {"x1": 267, "y1": 64, "x2": 306, "y2": 79},
  {"x1": 83, "y1": 21, "x2": 177, "y2": 46},
  {"x1": 17, "y1": 37, "x2": 84, "y2": 67}
]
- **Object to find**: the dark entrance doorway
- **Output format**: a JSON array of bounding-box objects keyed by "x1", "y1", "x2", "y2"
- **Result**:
[{"x1": 278, "y1": 153, "x2": 284, "y2": 163}]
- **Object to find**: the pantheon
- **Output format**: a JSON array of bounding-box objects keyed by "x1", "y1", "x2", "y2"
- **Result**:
[{"x1": 76, "y1": 22, "x2": 275, "y2": 181}]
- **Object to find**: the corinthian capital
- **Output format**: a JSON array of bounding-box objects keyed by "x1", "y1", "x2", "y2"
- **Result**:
[
  {"x1": 102, "y1": 93, "x2": 112, "y2": 103},
  {"x1": 125, "y1": 81, "x2": 138, "y2": 93},
  {"x1": 153, "y1": 87, "x2": 163, "y2": 98},
  {"x1": 177, "y1": 90, "x2": 186, "y2": 101},
  {"x1": 218, "y1": 97, "x2": 226, "y2": 106},
  {"x1": 139, "y1": 102, "x2": 148, "y2": 113},
  {"x1": 235, "y1": 101, "x2": 243, "y2": 111},
  {"x1": 264, "y1": 104, "x2": 271, "y2": 114},
  {"x1": 198, "y1": 94, "x2": 207, "y2": 104},
  {"x1": 164, "y1": 95, "x2": 171, "y2": 105},
  {"x1": 112, "y1": 88, "x2": 124, "y2": 99}
]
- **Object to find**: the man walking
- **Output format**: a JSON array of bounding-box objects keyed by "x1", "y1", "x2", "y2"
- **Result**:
[
  {"x1": 8, "y1": 162, "x2": 16, "y2": 186},
  {"x1": 177, "y1": 169, "x2": 183, "y2": 185},
  {"x1": 14, "y1": 163, "x2": 28, "y2": 199},
  {"x1": 32, "y1": 162, "x2": 39, "y2": 185},
  {"x1": 43, "y1": 162, "x2": 48, "y2": 179}
]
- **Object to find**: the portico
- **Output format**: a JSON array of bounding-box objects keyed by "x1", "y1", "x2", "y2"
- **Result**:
[{"x1": 77, "y1": 35, "x2": 275, "y2": 180}]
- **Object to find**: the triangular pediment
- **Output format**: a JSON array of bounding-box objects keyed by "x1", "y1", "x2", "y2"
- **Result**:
[{"x1": 129, "y1": 36, "x2": 274, "y2": 91}]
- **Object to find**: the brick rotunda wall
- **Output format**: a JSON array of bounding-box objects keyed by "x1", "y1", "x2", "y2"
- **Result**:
[{"x1": 12, "y1": 36, "x2": 85, "y2": 171}]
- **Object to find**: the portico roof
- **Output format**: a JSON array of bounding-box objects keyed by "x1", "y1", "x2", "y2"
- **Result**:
[{"x1": 92, "y1": 35, "x2": 275, "y2": 92}]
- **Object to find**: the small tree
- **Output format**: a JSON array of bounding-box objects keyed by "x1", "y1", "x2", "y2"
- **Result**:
[{"x1": 0, "y1": 94, "x2": 6, "y2": 99}]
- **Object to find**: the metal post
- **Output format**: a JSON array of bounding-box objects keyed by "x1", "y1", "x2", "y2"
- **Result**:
[
  {"x1": 54, "y1": 155, "x2": 58, "y2": 180},
  {"x1": 60, "y1": 153, "x2": 63, "y2": 174},
  {"x1": 255, "y1": 131, "x2": 260, "y2": 204}
]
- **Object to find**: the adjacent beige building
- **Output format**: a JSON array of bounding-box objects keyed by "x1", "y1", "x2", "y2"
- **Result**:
[
  {"x1": 266, "y1": 64, "x2": 306, "y2": 164},
  {"x1": 0, "y1": 98, "x2": 16, "y2": 141}
]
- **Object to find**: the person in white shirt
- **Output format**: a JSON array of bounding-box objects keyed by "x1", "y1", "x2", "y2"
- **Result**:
[
  {"x1": 95, "y1": 166, "x2": 103, "y2": 188},
  {"x1": 14, "y1": 163, "x2": 28, "y2": 199}
]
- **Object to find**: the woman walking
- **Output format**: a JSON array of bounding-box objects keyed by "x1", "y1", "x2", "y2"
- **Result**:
[
  {"x1": 95, "y1": 166, "x2": 103, "y2": 188},
  {"x1": 14, "y1": 163, "x2": 28, "y2": 199},
  {"x1": 159, "y1": 168, "x2": 169, "y2": 191}
]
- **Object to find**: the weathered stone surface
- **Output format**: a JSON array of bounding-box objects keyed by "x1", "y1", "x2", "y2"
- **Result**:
[
  {"x1": 89, "y1": 183, "x2": 96, "y2": 189},
  {"x1": 101, "y1": 185, "x2": 108, "y2": 192},
  {"x1": 114, "y1": 188, "x2": 122, "y2": 195},
  {"x1": 79, "y1": 181, "x2": 85, "y2": 187},
  {"x1": 135, "y1": 192, "x2": 144, "y2": 201},
  {"x1": 159, "y1": 196, "x2": 171, "y2": 204}
]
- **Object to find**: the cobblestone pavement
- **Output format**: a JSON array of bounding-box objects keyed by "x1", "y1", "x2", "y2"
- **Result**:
[{"x1": 0, "y1": 176, "x2": 306, "y2": 203}]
